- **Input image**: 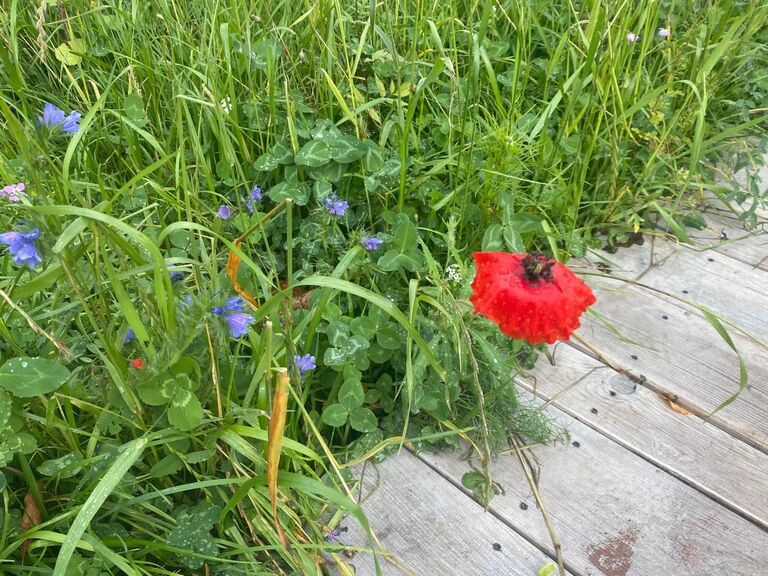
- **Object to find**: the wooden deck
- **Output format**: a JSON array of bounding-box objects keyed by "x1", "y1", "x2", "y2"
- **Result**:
[{"x1": 332, "y1": 193, "x2": 768, "y2": 575}]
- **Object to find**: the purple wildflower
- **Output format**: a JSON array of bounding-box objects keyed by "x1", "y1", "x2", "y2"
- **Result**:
[
  {"x1": 217, "y1": 205, "x2": 232, "y2": 220},
  {"x1": 1, "y1": 183, "x2": 25, "y2": 202},
  {"x1": 245, "y1": 185, "x2": 264, "y2": 214},
  {"x1": 225, "y1": 296, "x2": 245, "y2": 313},
  {"x1": 361, "y1": 235, "x2": 383, "y2": 251},
  {"x1": 658, "y1": 27, "x2": 670, "y2": 38},
  {"x1": 38, "y1": 103, "x2": 81, "y2": 134},
  {"x1": 123, "y1": 328, "x2": 136, "y2": 345},
  {"x1": 0, "y1": 228, "x2": 42, "y2": 268},
  {"x1": 225, "y1": 312, "x2": 256, "y2": 338},
  {"x1": 324, "y1": 528, "x2": 341, "y2": 542},
  {"x1": 323, "y1": 194, "x2": 349, "y2": 217},
  {"x1": 626, "y1": 32, "x2": 639, "y2": 43},
  {"x1": 294, "y1": 354, "x2": 316, "y2": 375}
]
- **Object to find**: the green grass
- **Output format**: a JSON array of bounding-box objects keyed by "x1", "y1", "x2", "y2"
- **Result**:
[{"x1": 0, "y1": 0, "x2": 766, "y2": 573}]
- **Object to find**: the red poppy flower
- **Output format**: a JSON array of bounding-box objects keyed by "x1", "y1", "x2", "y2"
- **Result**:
[
  {"x1": 131, "y1": 358, "x2": 144, "y2": 369},
  {"x1": 470, "y1": 252, "x2": 595, "y2": 345}
]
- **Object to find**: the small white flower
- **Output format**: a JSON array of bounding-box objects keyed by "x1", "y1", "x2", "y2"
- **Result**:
[
  {"x1": 445, "y1": 264, "x2": 463, "y2": 283},
  {"x1": 626, "y1": 32, "x2": 639, "y2": 42},
  {"x1": 658, "y1": 27, "x2": 670, "y2": 38},
  {"x1": 219, "y1": 96, "x2": 232, "y2": 114}
]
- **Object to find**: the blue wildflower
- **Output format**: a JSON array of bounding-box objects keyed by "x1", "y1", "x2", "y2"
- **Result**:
[
  {"x1": 170, "y1": 270, "x2": 185, "y2": 283},
  {"x1": 225, "y1": 296, "x2": 245, "y2": 313},
  {"x1": 217, "y1": 205, "x2": 232, "y2": 220},
  {"x1": 294, "y1": 354, "x2": 316, "y2": 375},
  {"x1": 324, "y1": 528, "x2": 341, "y2": 542},
  {"x1": 0, "y1": 228, "x2": 42, "y2": 268},
  {"x1": 323, "y1": 194, "x2": 349, "y2": 217},
  {"x1": 245, "y1": 185, "x2": 263, "y2": 214},
  {"x1": 123, "y1": 327, "x2": 136, "y2": 345},
  {"x1": 361, "y1": 235, "x2": 383, "y2": 251},
  {"x1": 38, "y1": 103, "x2": 81, "y2": 134},
  {"x1": 211, "y1": 305, "x2": 225, "y2": 316},
  {"x1": 225, "y1": 312, "x2": 255, "y2": 338}
]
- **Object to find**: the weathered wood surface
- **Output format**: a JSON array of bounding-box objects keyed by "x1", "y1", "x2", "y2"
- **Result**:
[
  {"x1": 577, "y1": 284, "x2": 768, "y2": 449},
  {"x1": 419, "y1": 399, "x2": 768, "y2": 576},
  {"x1": 518, "y1": 344, "x2": 768, "y2": 529},
  {"x1": 633, "y1": 246, "x2": 768, "y2": 340},
  {"x1": 686, "y1": 210, "x2": 768, "y2": 270},
  {"x1": 336, "y1": 450, "x2": 567, "y2": 576}
]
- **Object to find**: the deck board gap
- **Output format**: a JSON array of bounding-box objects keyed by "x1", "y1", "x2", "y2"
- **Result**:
[{"x1": 410, "y1": 449, "x2": 588, "y2": 576}]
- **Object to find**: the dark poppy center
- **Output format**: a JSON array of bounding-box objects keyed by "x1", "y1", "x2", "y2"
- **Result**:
[{"x1": 520, "y1": 253, "x2": 555, "y2": 285}]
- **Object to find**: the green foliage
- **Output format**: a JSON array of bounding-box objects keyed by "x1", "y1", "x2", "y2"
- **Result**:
[{"x1": 0, "y1": 0, "x2": 765, "y2": 573}]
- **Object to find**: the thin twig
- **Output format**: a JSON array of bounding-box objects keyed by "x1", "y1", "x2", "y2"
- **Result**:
[
  {"x1": 512, "y1": 436, "x2": 565, "y2": 576},
  {"x1": 0, "y1": 288, "x2": 69, "y2": 357}
]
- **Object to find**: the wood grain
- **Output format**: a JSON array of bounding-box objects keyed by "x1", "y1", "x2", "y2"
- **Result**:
[
  {"x1": 519, "y1": 344, "x2": 768, "y2": 528},
  {"x1": 634, "y1": 247, "x2": 768, "y2": 340},
  {"x1": 336, "y1": 450, "x2": 572, "y2": 576},
  {"x1": 577, "y1": 284, "x2": 768, "y2": 449},
  {"x1": 419, "y1": 398, "x2": 768, "y2": 576}
]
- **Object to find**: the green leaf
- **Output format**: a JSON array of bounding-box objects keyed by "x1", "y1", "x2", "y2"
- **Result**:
[
  {"x1": 253, "y1": 151, "x2": 279, "y2": 172},
  {"x1": 136, "y1": 377, "x2": 175, "y2": 406},
  {"x1": 391, "y1": 213, "x2": 419, "y2": 250},
  {"x1": 271, "y1": 140, "x2": 294, "y2": 164},
  {"x1": 167, "y1": 389, "x2": 204, "y2": 432},
  {"x1": 124, "y1": 93, "x2": 145, "y2": 123},
  {"x1": 53, "y1": 437, "x2": 147, "y2": 576},
  {"x1": 321, "y1": 403, "x2": 349, "y2": 427},
  {"x1": 323, "y1": 347, "x2": 348, "y2": 367},
  {"x1": 461, "y1": 471, "x2": 485, "y2": 490},
  {"x1": 167, "y1": 501, "x2": 221, "y2": 569},
  {"x1": 54, "y1": 39, "x2": 86, "y2": 66},
  {"x1": 349, "y1": 407, "x2": 377, "y2": 433},
  {"x1": 338, "y1": 379, "x2": 365, "y2": 411},
  {"x1": 350, "y1": 317, "x2": 376, "y2": 340},
  {"x1": 377, "y1": 249, "x2": 425, "y2": 273},
  {"x1": 0, "y1": 394, "x2": 11, "y2": 429},
  {"x1": 327, "y1": 321, "x2": 350, "y2": 347},
  {"x1": 294, "y1": 140, "x2": 332, "y2": 167},
  {"x1": 150, "y1": 453, "x2": 184, "y2": 478},
  {"x1": 0, "y1": 357, "x2": 70, "y2": 397},
  {"x1": 481, "y1": 224, "x2": 504, "y2": 251},
  {"x1": 377, "y1": 214, "x2": 424, "y2": 272},
  {"x1": 267, "y1": 180, "x2": 310, "y2": 205},
  {"x1": 376, "y1": 326, "x2": 402, "y2": 350},
  {"x1": 38, "y1": 453, "x2": 83, "y2": 478},
  {"x1": 327, "y1": 134, "x2": 367, "y2": 163},
  {"x1": 537, "y1": 563, "x2": 558, "y2": 576}
]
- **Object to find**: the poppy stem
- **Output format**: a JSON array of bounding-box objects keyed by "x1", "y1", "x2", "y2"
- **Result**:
[
  {"x1": 457, "y1": 315, "x2": 494, "y2": 506},
  {"x1": 512, "y1": 436, "x2": 566, "y2": 576}
]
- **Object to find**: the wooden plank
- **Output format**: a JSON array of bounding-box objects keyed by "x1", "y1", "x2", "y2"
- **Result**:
[
  {"x1": 419, "y1": 400, "x2": 768, "y2": 576},
  {"x1": 519, "y1": 344, "x2": 768, "y2": 528},
  {"x1": 688, "y1": 210, "x2": 768, "y2": 270},
  {"x1": 634, "y1": 247, "x2": 768, "y2": 340},
  {"x1": 336, "y1": 450, "x2": 572, "y2": 576},
  {"x1": 578, "y1": 284, "x2": 768, "y2": 448}
]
